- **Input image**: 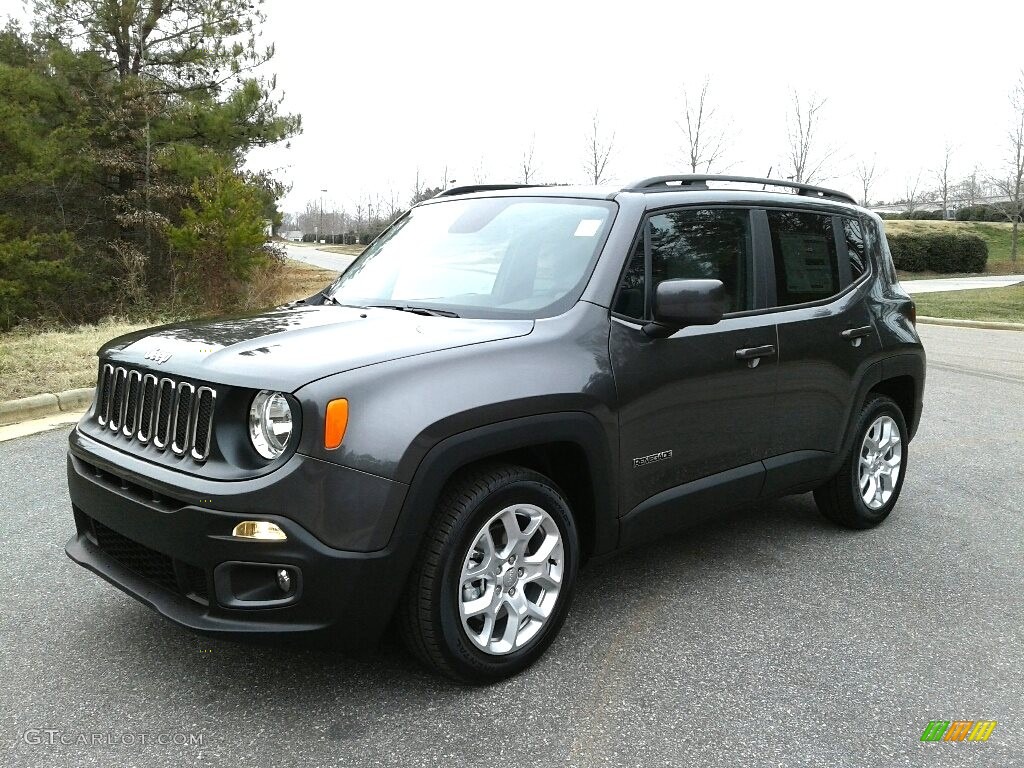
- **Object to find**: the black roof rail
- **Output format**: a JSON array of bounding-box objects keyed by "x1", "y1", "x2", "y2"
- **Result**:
[
  {"x1": 432, "y1": 183, "x2": 547, "y2": 198},
  {"x1": 623, "y1": 175, "x2": 857, "y2": 205}
]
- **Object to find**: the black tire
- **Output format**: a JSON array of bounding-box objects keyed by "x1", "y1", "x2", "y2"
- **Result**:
[
  {"x1": 814, "y1": 394, "x2": 909, "y2": 529},
  {"x1": 399, "y1": 463, "x2": 579, "y2": 683}
]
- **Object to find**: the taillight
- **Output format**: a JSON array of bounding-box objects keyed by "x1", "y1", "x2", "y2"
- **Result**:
[{"x1": 905, "y1": 301, "x2": 917, "y2": 327}]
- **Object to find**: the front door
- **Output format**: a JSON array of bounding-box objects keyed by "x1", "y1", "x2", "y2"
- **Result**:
[{"x1": 609, "y1": 207, "x2": 777, "y2": 522}]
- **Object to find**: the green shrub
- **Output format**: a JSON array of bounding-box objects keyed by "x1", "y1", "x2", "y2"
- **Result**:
[
  {"x1": 886, "y1": 232, "x2": 988, "y2": 274},
  {"x1": 954, "y1": 204, "x2": 1005, "y2": 222}
]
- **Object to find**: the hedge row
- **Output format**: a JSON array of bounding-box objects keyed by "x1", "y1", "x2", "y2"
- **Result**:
[
  {"x1": 955, "y1": 204, "x2": 1008, "y2": 222},
  {"x1": 887, "y1": 233, "x2": 988, "y2": 273},
  {"x1": 880, "y1": 210, "x2": 947, "y2": 221}
]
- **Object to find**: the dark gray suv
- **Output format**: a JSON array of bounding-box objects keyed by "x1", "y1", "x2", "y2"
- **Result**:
[{"x1": 65, "y1": 175, "x2": 925, "y2": 682}]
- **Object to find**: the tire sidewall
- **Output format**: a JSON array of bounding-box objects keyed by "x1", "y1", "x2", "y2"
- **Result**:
[
  {"x1": 847, "y1": 398, "x2": 909, "y2": 523},
  {"x1": 437, "y1": 479, "x2": 579, "y2": 680}
]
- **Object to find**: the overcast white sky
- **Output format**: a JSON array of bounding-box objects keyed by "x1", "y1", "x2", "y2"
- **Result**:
[
  {"x1": 243, "y1": 0, "x2": 1024, "y2": 217},
  {"x1": 6, "y1": 0, "x2": 1024, "y2": 215}
]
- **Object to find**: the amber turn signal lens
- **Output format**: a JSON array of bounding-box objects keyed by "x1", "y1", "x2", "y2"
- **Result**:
[{"x1": 324, "y1": 398, "x2": 349, "y2": 449}]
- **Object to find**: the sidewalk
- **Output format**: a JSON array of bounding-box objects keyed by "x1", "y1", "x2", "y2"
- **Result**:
[{"x1": 901, "y1": 274, "x2": 1024, "y2": 294}]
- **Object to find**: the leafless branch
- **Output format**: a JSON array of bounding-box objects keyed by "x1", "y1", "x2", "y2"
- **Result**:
[
  {"x1": 583, "y1": 112, "x2": 615, "y2": 184},
  {"x1": 786, "y1": 90, "x2": 837, "y2": 184},
  {"x1": 680, "y1": 77, "x2": 730, "y2": 173}
]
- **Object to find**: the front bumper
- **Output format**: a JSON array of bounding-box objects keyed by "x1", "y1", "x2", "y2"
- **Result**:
[{"x1": 65, "y1": 433, "x2": 413, "y2": 646}]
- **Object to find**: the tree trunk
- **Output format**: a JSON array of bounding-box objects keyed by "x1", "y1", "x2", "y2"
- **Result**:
[{"x1": 1013, "y1": 218, "x2": 1020, "y2": 264}]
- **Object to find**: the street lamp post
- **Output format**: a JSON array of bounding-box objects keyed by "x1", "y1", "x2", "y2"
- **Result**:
[{"x1": 320, "y1": 188, "x2": 327, "y2": 243}]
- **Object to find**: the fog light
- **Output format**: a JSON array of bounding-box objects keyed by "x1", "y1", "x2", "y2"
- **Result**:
[
  {"x1": 232, "y1": 521, "x2": 287, "y2": 541},
  {"x1": 276, "y1": 568, "x2": 292, "y2": 593}
]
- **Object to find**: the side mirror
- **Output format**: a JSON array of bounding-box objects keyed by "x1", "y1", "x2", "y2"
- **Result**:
[{"x1": 643, "y1": 279, "x2": 726, "y2": 338}]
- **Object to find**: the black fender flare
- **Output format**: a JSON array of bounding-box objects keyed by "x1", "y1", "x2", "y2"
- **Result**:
[{"x1": 380, "y1": 412, "x2": 618, "y2": 605}]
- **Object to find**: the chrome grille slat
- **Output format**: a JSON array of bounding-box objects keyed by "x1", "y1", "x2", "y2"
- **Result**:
[
  {"x1": 109, "y1": 367, "x2": 128, "y2": 431},
  {"x1": 94, "y1": 364, "x2": 216, "y2": 463},
  {"x1": 192, "y1": 387, "x2": 216, "y2": 461},
  {"x1": 153, "y1": 378, "x2": 176, "y2": 450},
  {"x1": 137, "y1": 374, "x2": 158, "y2": 442},
  {"x1": 97, "y1": 364, "x2": 114, "y2": 426},
  {"x1": 122, "y1": 370, "x2": 143, "y2": 437},
  {"x1": 171, "y1": 383, "x2": 195, "y2": 456}
]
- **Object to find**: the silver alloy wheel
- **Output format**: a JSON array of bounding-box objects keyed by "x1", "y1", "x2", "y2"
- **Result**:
[
  {"x1": 458, "y1": 503, "x2": 564, "y2": 656},
  {"x1": 858, "y1": 415, "x2": 903, "y2": 510}
]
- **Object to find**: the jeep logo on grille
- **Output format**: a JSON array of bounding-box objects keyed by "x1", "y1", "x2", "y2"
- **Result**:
[{"x1": 144, "y1": 348, "x2": 172, "y2": 364}]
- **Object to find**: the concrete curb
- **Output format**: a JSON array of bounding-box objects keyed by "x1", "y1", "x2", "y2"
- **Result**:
[
  {"x1": 0, "y1": 387, "x2": 95, "y2": 427},
  {"x1": 917, "y1": 316, "x2": 1024, "y2": 332}
]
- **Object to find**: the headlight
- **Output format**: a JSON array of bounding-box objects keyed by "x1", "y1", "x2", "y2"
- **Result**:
[{"x1": 249, "y1": 390, "x2": 293, "y2": 459}]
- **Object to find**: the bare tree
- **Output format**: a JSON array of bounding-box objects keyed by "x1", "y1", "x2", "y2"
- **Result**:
[
  {"x1": 582, "y1": 112, "x2": 615, "y2": 184},
  {"x1": 472, "y1": 156, "x2": 487, "y2": 184},
  {"x1": 854, "y1": 155, "x2": 879, "y2": 207},
  {"x1": 933, "y1": 143, "x2": 954, "y2": 219},
  {"x1": 954, "y1": 165, "x2": 984, "y2": 210},
  {"x1": 381, "y1": 188, "x2": 403, "y2": 223},
  {"x1": 991, "y1": 73, "x2": 1024, "y2": 264},
  {"x1": 680, "y1": 77, "x2": 730, "y2": 173},
  {"x1": 785, "y1": 91, "x2": 837, "y2": 184},
  {"x1": 411, "y1": 168, "x2": 425, "y2": 205},
  {"x1": 903, "y1": 173, "x2": 924, "y2": 214},
  {"x1": 520, "y1": 135, "x2": 538, "y2": 184}
]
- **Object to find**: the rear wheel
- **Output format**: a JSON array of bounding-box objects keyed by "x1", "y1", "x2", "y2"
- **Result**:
[
  {"x1": 399, "y1": 463, "x2": 579, "y2": 682},
  {"x1": 814, "y1": 394, "x2": 908, "y2": 529}
]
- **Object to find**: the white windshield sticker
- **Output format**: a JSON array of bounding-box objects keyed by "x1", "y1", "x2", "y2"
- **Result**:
[{"x1": 574, "y1": 219, "x2": 602, "y2": 237}]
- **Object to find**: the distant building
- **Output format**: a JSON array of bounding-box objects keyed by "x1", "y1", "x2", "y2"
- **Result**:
[{"x1": 279, "y1": 230, "x2": 303, "y2": 241}]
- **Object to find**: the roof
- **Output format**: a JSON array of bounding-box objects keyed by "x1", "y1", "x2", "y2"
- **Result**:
[{"x1": 425, "y1": 175, "x2": 862, "y2": 211}]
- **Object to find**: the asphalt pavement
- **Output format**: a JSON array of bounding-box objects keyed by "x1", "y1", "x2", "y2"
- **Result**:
[
  {"x1": 281, "y1": 242, "x2": 357, "y2": 273},
  {"x1": 1, "y1": 324, "x2": 1021, "y2": 767}
]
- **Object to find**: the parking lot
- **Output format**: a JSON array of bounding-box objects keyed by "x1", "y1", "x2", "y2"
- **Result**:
[{"x1": 1, "y1": 323, "x2": 1021, "y2": 767}]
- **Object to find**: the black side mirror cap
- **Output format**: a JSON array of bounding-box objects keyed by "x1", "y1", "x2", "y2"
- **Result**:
[{"x1": 642, "y1": 279, "x2": 726, "y2": 338}]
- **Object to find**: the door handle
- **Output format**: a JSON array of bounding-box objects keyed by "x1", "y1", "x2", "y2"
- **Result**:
[
  {"x1": 841, "y1": 325, "x2": 873, "y2": 348},
  {"x1": 841, "y1": 326, "x2": 873, "y2": 340},
  {"x1": 735, "y1": 344, "x2": 775, "y2": 368}
]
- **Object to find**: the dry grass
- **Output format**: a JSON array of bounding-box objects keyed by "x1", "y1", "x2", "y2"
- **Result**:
[
  {"x1": 0, "y1": 259, "x2": 337, "y2": 402},
  {"x1": 0, "y1": 318, "x2": 150, "y2": 400},
  {"x1": 273, "y1": 259, "x2": 337, "y2": 301},
  {"x1": 320, "y1": 244, "x2": 364, "y2": 256}
]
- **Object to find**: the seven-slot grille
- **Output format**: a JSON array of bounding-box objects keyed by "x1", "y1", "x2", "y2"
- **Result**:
[{"x1": 96, "y1": 363, "x2": 216, "y2": 462}]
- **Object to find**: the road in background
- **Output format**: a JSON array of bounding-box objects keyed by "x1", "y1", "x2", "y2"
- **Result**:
[
  {"x1": 281, "y1": 242, "x2": 357, "y2": 273},
  {"x1": 2, "y1": 324, "x2": 1021, "y2": 767},
  {"x1": 902, "y1": 274, "x2": 1024, "y2": 294}
]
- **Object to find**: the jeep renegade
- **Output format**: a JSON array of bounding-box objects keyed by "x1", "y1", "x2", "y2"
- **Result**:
[{"x1": 65, "y1": 175, "x2": 926, "y2": 682}]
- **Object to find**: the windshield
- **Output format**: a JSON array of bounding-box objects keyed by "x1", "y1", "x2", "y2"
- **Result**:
[{"x1": 325, "y1": 197, "x2": 616, "y2": 318}]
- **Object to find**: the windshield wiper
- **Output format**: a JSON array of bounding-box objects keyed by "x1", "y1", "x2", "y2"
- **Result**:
[{"x1": 367, "y1": 305, "x2": 460, "y2": 318}]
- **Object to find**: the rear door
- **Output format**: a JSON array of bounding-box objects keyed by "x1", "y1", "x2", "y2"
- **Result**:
[{"x1": 762, "y1": 209, "x2": 881, "y2": 490}]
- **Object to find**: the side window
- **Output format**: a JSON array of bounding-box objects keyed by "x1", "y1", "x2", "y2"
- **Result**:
[
  {"x1": 843, "y1": 217, "x2": 867, "y2": 281},
  {"x1": 612, "y1": 237, "x2": 645, "y2": 318},
  {"x1": 767, "y1": 210, "x2": 840, "y2": 306},
  {"x1": 613, "y1": 208, "x2": 752, "y2": 317}
]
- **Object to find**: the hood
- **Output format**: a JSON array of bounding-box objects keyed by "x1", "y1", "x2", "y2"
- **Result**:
[{"x1": 99, "y1": 305, "x2": 534, "y2": 391}]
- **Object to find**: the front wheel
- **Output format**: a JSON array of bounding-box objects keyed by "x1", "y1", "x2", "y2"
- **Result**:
[
  {"x1": 399, "y1": 463, "x2": 579, "y2": 683},
  {"x1": 814, "y1": 394, "x2": 909, "y2": 529}
]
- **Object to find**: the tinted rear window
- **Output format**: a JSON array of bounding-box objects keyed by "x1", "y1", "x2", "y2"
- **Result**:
[{"x1": 767, "y1": 210, "x2": 840, "y2": 306}]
